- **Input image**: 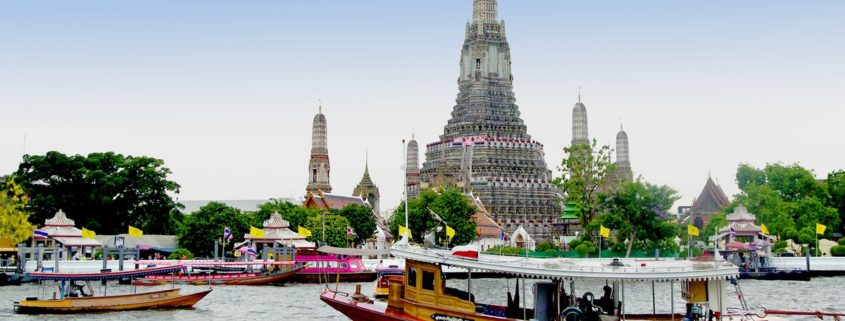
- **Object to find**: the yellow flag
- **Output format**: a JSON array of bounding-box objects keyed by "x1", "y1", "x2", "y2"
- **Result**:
[
  {"x1": 399, "y1": 225, "x2": 412, "y2": 239},
  {"x1": 128, "y1": 225, "x2": 143, "y2": 238},
  {"x1": 445, "y1": 225, "x2": 456, "y2": 240},
  {"x1": 688, "y1": 225, "x2": 700, "y2": 237},
  {"x1": 760, "y1": 224, "x2": 769, "y2": 235},
  {"x1": 81, "y1": 227, "x2": 96, "y2": 239},
  {"x1": 600, "y1": 225, "x2": 610, "y2": 238},
  {"x1": 250, "y1": 226, "x2": 265, "y2": 238},
  {"x1": 816, "y1": 223, "x2": 827, "y2": 235},
  {"x1": 298, "y1": 226, "x2": 312, "y2": 237}
]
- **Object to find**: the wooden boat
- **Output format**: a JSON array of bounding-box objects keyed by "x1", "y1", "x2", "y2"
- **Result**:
[
  {"x1": 132, "y1": 265, "x2": 305, "y2": 286},
  {"x1": 14, "y1": 265, "x2": 212, "y2": 314},
  {"x1": 15, "y1": 288, "x2": 212, "y2": 314},
  {"x1": 321, "y1": 241, "x2": 812, "y2": 321}
]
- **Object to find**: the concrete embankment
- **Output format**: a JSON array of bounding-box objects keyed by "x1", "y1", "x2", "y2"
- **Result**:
[{"x1": 770, "y1": 256, "x2": 845, "y2": 276}]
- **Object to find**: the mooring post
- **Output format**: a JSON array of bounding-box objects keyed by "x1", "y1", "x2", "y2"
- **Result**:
[
  {"x1": 214, "y1": 240, "x2": 219, "y2": 262},
  {"x1": 118, "y1": 246, "x2": 124, "y2": 271},
  {"x1": 53, "y1": 243, "x2": 60, "y2": 273}
]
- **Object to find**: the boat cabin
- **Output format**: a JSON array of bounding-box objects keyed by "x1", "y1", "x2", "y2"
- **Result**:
[{"x1": 325, "y1": 243, "x2": 741, "y2": 321}]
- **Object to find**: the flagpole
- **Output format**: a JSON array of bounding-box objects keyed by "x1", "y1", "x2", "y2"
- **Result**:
[
  {"x1": 599, "y1": 236, "x2": 602, "y2": 259},
  {"x1": 403, "y1": 139, "x2": 409, "y2": 241}
]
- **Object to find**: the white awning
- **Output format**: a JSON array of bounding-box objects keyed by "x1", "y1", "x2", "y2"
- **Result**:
[
  {"x1": 391, "y1": 244, "x2": 739, "y2": 282},
  {"x1": 53, "y1": 237, "x2": 103, "y2": 247}
]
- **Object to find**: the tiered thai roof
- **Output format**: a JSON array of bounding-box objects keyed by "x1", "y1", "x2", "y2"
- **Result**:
[
  {"x1": 691, "y1": 176, "x2": 730, "y2": 215},
  {"x1": 304, "y1": 192, "x2": 369, "y2": 211},
  {"x1": 468, "y1": 193, "x2": 505, "y2": 239},
  {"x1": 40, "y1": 210, "x2": 103, "y2": 247},
  {"x1": 241, "y1": 212, "x2": 315, "y2": 248}
]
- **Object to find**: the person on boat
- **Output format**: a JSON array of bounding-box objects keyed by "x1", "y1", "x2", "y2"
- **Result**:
[
  {"x1": 595, "y1": 285, "x2": 614, "y2": 315},
  {"x1": 67, "y1": 281, "x2": 91, "y2": 297}
]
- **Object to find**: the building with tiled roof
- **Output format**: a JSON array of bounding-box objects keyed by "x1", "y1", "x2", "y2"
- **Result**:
[
  {"x1": 240, "y1": 212, "x2": 315, "y2": 249},
  {"x1": 689, "y1": 176, "x2": 730, "y2": 229},
  {"x1": 33, "y1": 210, "x2": 102, "y2": 258},
  {"x1": 304, "y1": 192, "x2": 369, "y2": 211}
]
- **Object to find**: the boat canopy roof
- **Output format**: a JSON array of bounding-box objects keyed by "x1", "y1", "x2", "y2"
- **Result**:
[
  {"x1": 390, "y1": 244, "x2": 739, "y2": 282},
  {"x1": 28, "y1": 265, "x2": 184, "y2": 281},
  {"x1": 317, "y1": 246, "x2": 390, "y2": 256}
]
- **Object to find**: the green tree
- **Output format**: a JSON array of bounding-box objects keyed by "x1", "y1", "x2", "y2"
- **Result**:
[
  {"x1": 253, "y1": 199, "x2": 318, "y2": 231},
  {"x1": 390, "y1": 189, "x2": 477, "y2": 245},
  {"x1": 554, "y1": 139, "x2": 615, "y2": 228},
  {"x1": 303, "y1": 214, "x2": 350, "y2": 247},
  {"x1": 731, "y1": 163, "x2": 840, "y2": 240},
  {"x1": 177, "y1": 202, "x2": 252, "y2": 257},
  {"x1": 0, "y1": 178, "x2": 35, "y2": 243},
  {"x1": 598, "y1": 180, "x2": 680, "y2": 257},
  {"x1": 14, "y1": 151, "x2": 182, "y2": 234},
  {"x1": 335, "y1": 204, "x2": 376, "y2": 246},
  {"x1": 826, "y1": 171, "x2": 845, "y2": 228}
]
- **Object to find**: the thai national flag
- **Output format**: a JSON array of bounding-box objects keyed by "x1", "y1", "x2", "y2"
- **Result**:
[
  {"x1": 223, "y1": 227, "x2": 233, "y2": 240},
  {"x1": 247, "y1": 248, "x2": 258, "y2": 256},
  {"x1": 33, "y1": 229, "x2": 48, "y2": 239},
  {"x1": 346, "y1": 226, "x2": 354, "y2": 237}
]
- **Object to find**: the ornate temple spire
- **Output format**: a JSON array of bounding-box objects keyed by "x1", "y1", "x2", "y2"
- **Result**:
[
  {"x1": 306, "y1": 102, "x2": 332, "y2": 194},
  {"x1": 353, "y1": 153, "x2": 380, "y2": 213},
  {"x1": 615, "y1": 123, "x2": 633, "y2": 181},
  {"x1": 473, "y1": 0, "x2": 498, "y2": 23},
  {"x1": 571, "y1": 91, "x2": 590, "y2": 146},
  {"x1": 420, "y1": 0, "x2": 559, "y2": 240},
  {"x1": 406, "y1": 133, "x2": 421, "y2": 198}
]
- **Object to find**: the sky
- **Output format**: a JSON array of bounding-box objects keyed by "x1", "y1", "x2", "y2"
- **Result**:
[{"x1": 2, "y1": 1, "x2": 844, "y2": 215}]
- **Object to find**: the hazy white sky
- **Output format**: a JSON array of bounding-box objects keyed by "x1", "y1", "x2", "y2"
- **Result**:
[{"x1": 2, "y1": 1, "x2": 843, "y2": 214}]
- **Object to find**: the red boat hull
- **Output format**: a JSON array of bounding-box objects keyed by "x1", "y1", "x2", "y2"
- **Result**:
[
  {"x1": 320, "y1": 291, "x2": 417, "y2": 321},
  {"x1": 132, "y1": 266, "x2": 303, "y2": 286},
  {"x1": 293, "y1": 271, "x2": 377, "y2": 284}
]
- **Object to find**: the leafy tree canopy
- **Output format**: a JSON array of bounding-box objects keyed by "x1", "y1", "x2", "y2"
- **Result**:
[
  {"x1": 14, "y1": 151, "x2": 182, "y2": 234},
  {"x1": 390, "y1": 188, "x2": 477, "y2": 245},
  {"x1": 177, "y1": 202, "x2": 252, "y2": 257},
  {"x1": 253, "y1": 199, "x2": 318, "y2": 232},
  {"x1": 334, "y1": 204, "x2": 376, "y2": 246},
  {"x1": 598, "y1": 180, "x2": 680, "y2": 257},
  {"x1": 303, "y1": 214, "x2": 350, "y2": 248},
  {"x1": 554, "y1": 139, "x2": 615, "y2": 227},
  {"x1": 0, "y1": 178, "x2": 35, "y2": 243},
  {"x1": 730, "y1": 163, "x2": 840, "y2": 239}
]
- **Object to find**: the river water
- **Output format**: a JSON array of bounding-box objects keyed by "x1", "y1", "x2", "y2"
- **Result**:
[{"x1": 1, "y1": 277, "x2": 842, "y2": 320}]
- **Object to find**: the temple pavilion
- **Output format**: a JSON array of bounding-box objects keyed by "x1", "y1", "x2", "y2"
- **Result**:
[
  {"x1": 33, "y1": 210, "x2": 102, "y2": 259},
  {"x1": 710, "y1": 206, "x2": 774, "y2": 269},
  {"x1": 239, "y1": 212, "x2": 315, "y2": 251}
]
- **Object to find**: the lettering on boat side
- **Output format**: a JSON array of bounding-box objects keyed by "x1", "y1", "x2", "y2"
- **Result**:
[{"x1": 431, "y1": 314, "x2": 474, "y2": 321}]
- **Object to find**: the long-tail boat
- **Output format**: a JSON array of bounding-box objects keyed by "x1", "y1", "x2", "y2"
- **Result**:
[
  {"x1": 132, "y1": 264, "x2": 305, "y2": 286},
  {"x1": 14, "y1": 265, "x2": 211, "y2": 314},
  {"x1": 320, "y1": 240, "x2": 842, "y2": 321}
]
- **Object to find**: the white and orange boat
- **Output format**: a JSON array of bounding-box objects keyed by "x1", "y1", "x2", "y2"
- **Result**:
[{"x1": 320, "y1": 241, "x2": 836, "y2": 321}]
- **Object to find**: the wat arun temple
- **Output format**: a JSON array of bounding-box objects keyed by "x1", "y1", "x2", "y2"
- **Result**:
[{"x1": 419, "y1": 0, "x2": 560, "y2": 239}]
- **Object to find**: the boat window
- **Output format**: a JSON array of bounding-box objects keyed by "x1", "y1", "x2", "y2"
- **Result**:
[
  {"x1": 340, "y1": 263, "x2": 348, "y2": 269},
  {"x1": 350, "y1": 263, "x2": 358, "y2": 269},
  {"x1": 422, "y1": 270, "x2": 435, "y2": 291},
  {"x1": 408, "y1": 268, "x2": 417, "y2": 287}
]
